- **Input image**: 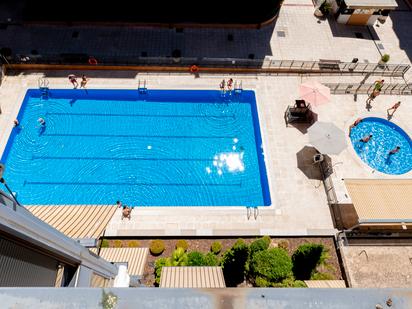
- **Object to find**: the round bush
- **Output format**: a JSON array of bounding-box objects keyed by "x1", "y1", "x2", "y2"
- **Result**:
[
  {"x1": 277, "y1": 240, "x2": 289, "y2": 251},
  {"x1": 211, "y1": 241, "x2": 222, "y2": 254},
  {"x1": 128, "y1": 240, "x2": 140, "y2": 247},
  {"x1": 250, "y1": 236, "x2": 270, "y2": 256},
  {"x1": 250, "y1": 248, "x2": 293, "y2": 286},
  {"x1": 381, "y1": 54, "x2": 390, "y2": 63},
  {"x1": 175, "y1": 239, "x2": 189, "y2": 252},
  {"x1": 150, "y1": 239, "x2": 165, "y2": 256},
  {"x1": 100, "y1": 239, "x2": 109, "y2": 248},
  {"x1": 187, "y1": 251, "x2": 205, "y2": 266},
  {"x1": 113, "y1": 240, "x2": 123, "y2": 248},
  {"x1": 204, "y1": 252, "x2": 219, "y2": 266}
]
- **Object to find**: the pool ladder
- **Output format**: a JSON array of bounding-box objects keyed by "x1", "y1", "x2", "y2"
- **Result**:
[
  {"x1": 38, "y1": 78, "x2": 50, "y2": 100},
  {"x1": 234, "y1": 80, "x2": 243, "y2": 94},
  {"x1": 247, "y1": 206, "x2": 259, "y2": 220},
  {"x1": 138, "y1": 80, "x2": 148, "y2": 94}
]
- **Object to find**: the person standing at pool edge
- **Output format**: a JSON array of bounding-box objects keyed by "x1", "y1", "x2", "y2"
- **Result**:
[
  {"x1": 219, "y1": 80, "x2": 225, "y2": 92},
  {"x1": 68, "y1": 74, "x2": 78, "y2": 89},
  {"x1": 387, "y1": 101, "x2": 401, "y2": 119}
]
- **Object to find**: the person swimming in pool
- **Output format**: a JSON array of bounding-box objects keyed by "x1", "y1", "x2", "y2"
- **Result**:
[
  {"x1": 388, "y1": 146, "x2": 400, "y2": 155},
  {"x1": 37, "y1": 117, "x2": 46, "y2": 126},
  {"x1": 359, "y1": 134, "x2": 372, "y2": 143}
]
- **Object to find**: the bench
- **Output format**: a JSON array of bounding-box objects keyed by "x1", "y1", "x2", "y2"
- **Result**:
[{"x1": 318, "y1": 59, "x2": 341, "y2": 70}]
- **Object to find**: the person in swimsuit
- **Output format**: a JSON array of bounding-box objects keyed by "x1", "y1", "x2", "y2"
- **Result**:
[
  {"x1": 359, "y1": 134, "x2": 372, "y2": 143},
  {"x1": 227, "y1": 78, "x2": 233, "y2": 91},
  {"x1": 80, "y1": 75, "x2": 89, "y2": 89},
  {"x1": 388, "y1": 146, "x2": 400, "y2": 155},
  {"x1": 68, "y1": 74, "x2": 78, "y2": 89}
]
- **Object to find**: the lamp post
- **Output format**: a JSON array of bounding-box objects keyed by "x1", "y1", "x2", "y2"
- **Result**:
[{"x1": 0, "y1": 164, "x2": 22, "y2": 207}]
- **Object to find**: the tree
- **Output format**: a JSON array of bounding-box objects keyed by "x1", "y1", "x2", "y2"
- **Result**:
[
  {"x1": 221, "y1": 239, "x2": 250, "y2": 287},
  {"x1": 292, "y1": 243, "x2": 326, "y2": 280}
]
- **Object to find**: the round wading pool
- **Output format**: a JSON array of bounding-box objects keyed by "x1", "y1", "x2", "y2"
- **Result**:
[{"x1": 350, "y1": 117, "x2": 412, "y2": 175}]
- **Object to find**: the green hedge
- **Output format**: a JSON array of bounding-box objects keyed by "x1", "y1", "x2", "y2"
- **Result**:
[{"x1": 204, "y1": 252, "x2": 219, "y2": 266}]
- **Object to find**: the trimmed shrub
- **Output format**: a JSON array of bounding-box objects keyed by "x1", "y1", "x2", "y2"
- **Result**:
[
  {"x1": 204, "y1": 252, "x2": 219, "y2": 266},
  {"x1": 277, "y1": 240, "x2": 289, "y2": 251},
  {"x1": 127, "y1": 240, "x2": 140, "y2": 248},
  {"x1": 292, "y1": 243, "x2": 325, "y2": 280},
  {"x1": 166, "y1": 247, "x2": 188, "y2": 266},
  {"x1": 311, "y1": 272, "x2": 334, "y2": 280},
  {"x1": 175, "y1": 239, "x2": 189, "y2": 252},
  {"x1": 250, "y1": 248, "x2": 293, "y2": 287},
  {"x1": 221, "y1": 239, "x2": 249, "y2": 287},
  {"x1": 100, "y1": 239, "x2": 109, "y2": 248},
  {"x1": 150, "y1": 239, "x2": 165, "y2": 256},
  {"x1": 381, "y1": 54, "x2": 390, "y2": 63},
  {"x1": 249, "y1": 236, "x2": 271, "y2": 257},
  {"x1": 187, "y1": 251, "x2": 205, "y2": 266},
  {"x1": 154, "y1": 257, "x2": 167, "y2": 285},
  {"x1": 211, "y1": 241, "x2": 222, "y2": 255},
  {"x1": 113, "y1": 240, "x2": 123, "y2": 248}
]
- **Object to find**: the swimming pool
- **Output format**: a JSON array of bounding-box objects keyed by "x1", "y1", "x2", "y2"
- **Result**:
[
  {"x1": 1, "y1": 89, "x2": 271, "y2": 206},
  {"x1": 349, "y1": 117, "x2": 412, "y2": 175}
]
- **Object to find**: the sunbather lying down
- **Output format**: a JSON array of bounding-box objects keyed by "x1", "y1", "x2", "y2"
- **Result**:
[{"x1": 122, "y1": 205, "x2": 132, "y2": 220}]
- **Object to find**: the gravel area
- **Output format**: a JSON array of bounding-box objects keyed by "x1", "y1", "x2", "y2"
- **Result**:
[{"x1": 104, "y1": 236, "x2": 342, "y2": 287}]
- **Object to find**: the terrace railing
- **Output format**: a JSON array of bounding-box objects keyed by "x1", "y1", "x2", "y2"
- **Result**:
[
  {"x1": 1, "y1": 54, "x2": 410, "y2": 77},
  {"x1": 325, "y1": 83, "x2": 412, "y2": 95}
]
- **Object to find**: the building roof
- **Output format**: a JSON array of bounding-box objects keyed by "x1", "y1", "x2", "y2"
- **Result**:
[
  {"x1": 304, "y1": 280, "x2": 346, "y2": 288},
  {"x1": 344, "y1": 0, "x2": 398, "y2": 9},
  {"x1": 344, "y1": 179, "x2": 412, "y2": 223},
  {"x1": 95, "y1": 247, "x2": 149, "y2": 276},
  {"x1": 160, "y1": 267, "x2": 226, "y2": 288},
  {"x1": 26, "y1": 205, "x2": 117, "y2": 239}
]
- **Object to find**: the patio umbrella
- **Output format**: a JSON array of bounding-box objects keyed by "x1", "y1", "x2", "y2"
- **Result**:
[
  {"x1": 299, "y1": 81, "x2": 331, "y2": 106},
  {"x1": 308, "y1": 122, "x2": 347, "y2": 155}
]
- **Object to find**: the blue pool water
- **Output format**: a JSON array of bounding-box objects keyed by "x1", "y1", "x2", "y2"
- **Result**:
[
  {"x1": 1, "y1": 89, "x2": 271, "y2": 206},
  {"x1": 350, "y1": 117, "x2": 412, "y2": 175}
]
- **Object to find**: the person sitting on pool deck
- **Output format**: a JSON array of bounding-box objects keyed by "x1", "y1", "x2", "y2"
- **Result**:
[
  {"x1": 388, "y1": 146, "x2": 400, "y2": 155},
  {"x1": 360, "y1": 134, "x2": 372, "y2": 143},
  {"x1": 349, "y1": 118, "x2": 362, "y2": 135},
  {"x1": 122, "y1": 205, "x2": 132, "y2": 220}
]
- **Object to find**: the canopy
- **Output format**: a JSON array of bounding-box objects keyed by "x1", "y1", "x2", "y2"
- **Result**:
[
  {"x1": 308, "y1": 122, "x2": 347, "y2": 155},
  {"x1": 344, "y1": 179, "x2": 412, "y2": 223},
  {"x1": 160, "y1": 267, "x2": 226, "y2": 288}
]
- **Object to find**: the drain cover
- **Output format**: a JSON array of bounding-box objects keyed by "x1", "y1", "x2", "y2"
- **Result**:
[{"x1": 277, "y1": 31, "x2": 286, "y2": 37}]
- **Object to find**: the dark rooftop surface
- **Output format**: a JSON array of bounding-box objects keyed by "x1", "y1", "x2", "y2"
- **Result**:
[{"x1": 1, "y1": 0, "x2": 281, "y2": 24}]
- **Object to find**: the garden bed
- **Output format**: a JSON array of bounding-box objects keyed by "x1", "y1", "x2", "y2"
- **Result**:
[{"x1": 102, "y1": 237, "x2": 342, "y2": 287}]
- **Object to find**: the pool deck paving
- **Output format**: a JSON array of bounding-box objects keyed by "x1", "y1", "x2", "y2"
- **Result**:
[{"x1": 0, "y1": 72, "x2": 411, "y2": 236}]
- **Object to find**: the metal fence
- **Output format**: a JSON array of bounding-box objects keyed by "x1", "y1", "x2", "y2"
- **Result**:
[
  {"x1": 325, "y1": 83, "x2": 412, "y2": 95},
  {"x1": 2, "y1": 54, "x2": 410, "y2": 77}
]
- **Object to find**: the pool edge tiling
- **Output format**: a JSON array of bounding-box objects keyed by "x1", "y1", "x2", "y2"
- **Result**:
[{"x1": 0, "y1": 89, "x2": 271, "y2": 207}]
